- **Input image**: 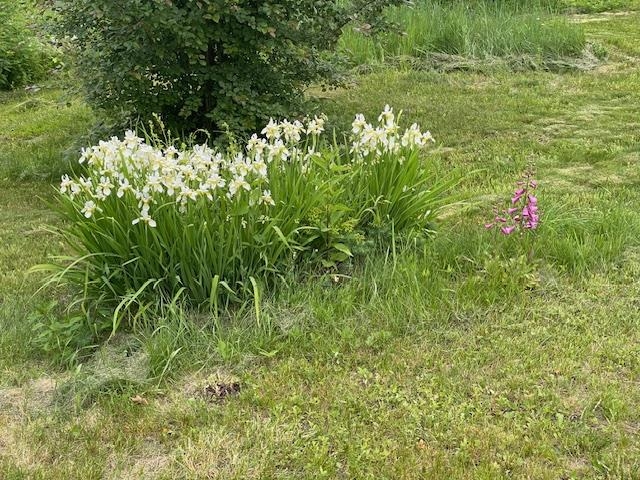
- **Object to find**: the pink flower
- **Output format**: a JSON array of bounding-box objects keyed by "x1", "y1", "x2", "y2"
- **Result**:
[
  {"x1": 511, "y1": 190, "x2": 525, "y2": 204},
  {"x1": 487, "y1": 175, "x2": 540, "y2": 235}
]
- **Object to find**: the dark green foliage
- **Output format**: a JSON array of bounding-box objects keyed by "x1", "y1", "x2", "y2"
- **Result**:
[
  {"x1": 0, "y1": 0, "x2": 49, "y2": 89},
  {"x1": 55, "y1": 0, "x2": 400, "y2": 134}
]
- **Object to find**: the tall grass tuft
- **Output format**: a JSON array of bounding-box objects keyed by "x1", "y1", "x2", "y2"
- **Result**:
[{"x1": 339, "y1": 0, "x2": 587, "y2": 68}]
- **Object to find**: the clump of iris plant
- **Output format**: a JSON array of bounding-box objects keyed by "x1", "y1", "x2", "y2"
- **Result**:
[
  {"x1": 45, "y1": 106, "x2": 444, "y2": 312},
  {"x1": 486, "y1": 174, "x2": 540, "y2": 235}
]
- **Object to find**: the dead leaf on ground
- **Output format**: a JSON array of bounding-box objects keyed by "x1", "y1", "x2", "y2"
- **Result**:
[
  {"x1": 130, "y1": 395, "x2": 149, "y2": 406},
  {"x1": 202, "y1": 382, "x2": 241, "y2": 402}
]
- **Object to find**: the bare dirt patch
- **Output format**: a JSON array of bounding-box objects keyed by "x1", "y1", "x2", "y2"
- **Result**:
[
  {"x1": 105, "y1": 438, "x2": 171, "y2": 480},
  {"x1": 0, "y1": 377, "x2": 58, "y2": 417},
  {"x1": 0, "y1": 377, "x2": 60, "y2": 473},
  {"x1": 0, "y1": 420, "x2": 39, "y2": 474}
]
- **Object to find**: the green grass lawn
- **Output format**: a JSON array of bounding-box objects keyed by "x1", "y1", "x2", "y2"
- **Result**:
[{"x1": 2, "y1": 10, "x2": 640, "y2": 480}]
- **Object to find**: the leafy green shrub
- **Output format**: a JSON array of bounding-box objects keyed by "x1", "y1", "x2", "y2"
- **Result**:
[
  {"x1": 31, "y1": 300, "x2": 107, "y2": 367},
  {"x1": 0, "y1": 0, "x2": 50, "y2": 89},
  {"x1": 55, "y1": 0, "x2": 399, "y2": 134},
  {"x1": 38, "y1": 107, "x2": 451, "y2": 327}
]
